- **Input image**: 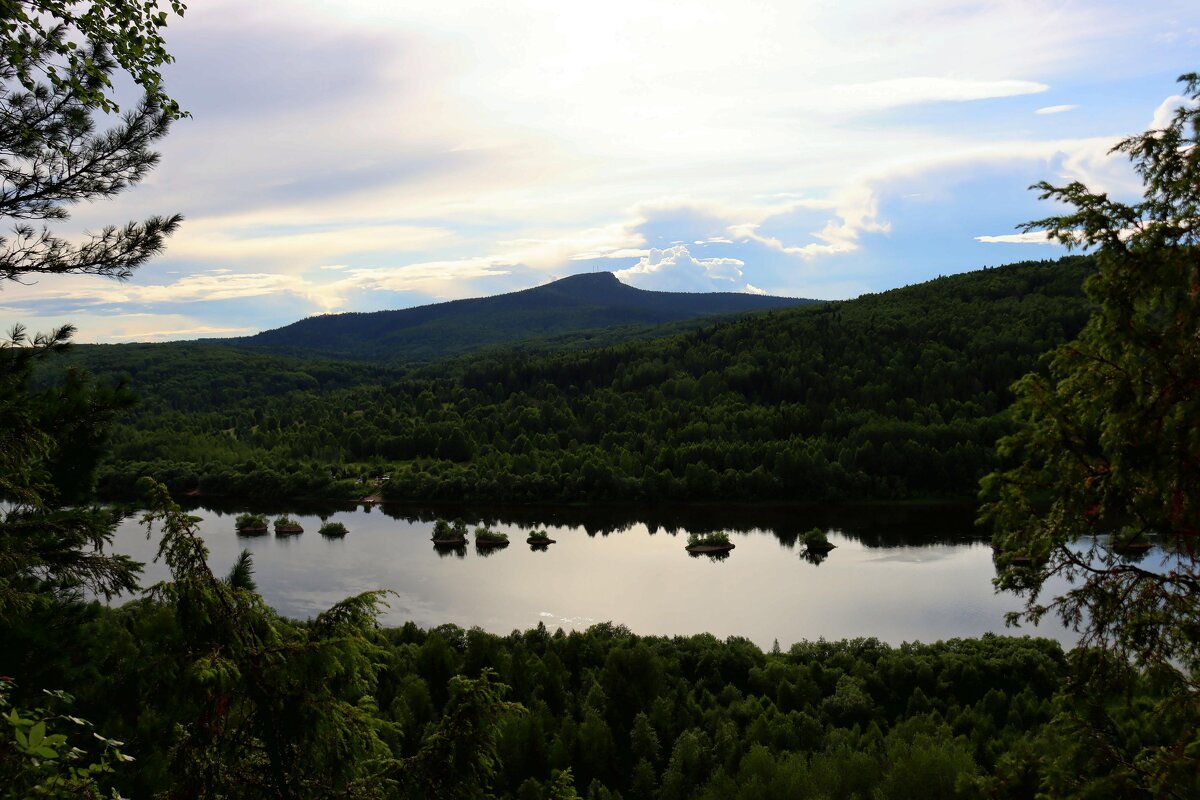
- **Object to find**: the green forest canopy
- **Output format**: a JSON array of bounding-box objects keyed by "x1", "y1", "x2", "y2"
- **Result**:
[{"x1": 50, "y1": 255, "x2": 1095, "y2": 504}]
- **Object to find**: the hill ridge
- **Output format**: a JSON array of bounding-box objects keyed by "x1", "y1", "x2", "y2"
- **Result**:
[{"x1": 213, "y1": 271, "x2": 818, "y2": 364}]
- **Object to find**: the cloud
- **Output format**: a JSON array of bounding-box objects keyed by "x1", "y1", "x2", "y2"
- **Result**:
[
  {"x1": 1036, "y1": 104, "x2": 1078, "y2": 115},
  {"x1": 333, "y1": 259, "x2": 515, "y2": 301},
  {"x1": 25, "y1": 271, "x2": 309, "y2": 307},
  {"x1": 974, "y1": 232, "x2": 1055, "y2": 244},
  {"x1": 497, "y1": 220, "x2": 647, "y2": 268},
  {"x1": 567, "y1": 248, "x2": 650, "y2": 261},
  {"x1": 161, "y1": 217, "x2": 454, "y2": 272},
  {"x1": 615, "y1": 245, "x2": 744, "y2": 292},
  {"x1": 727, "y1": 188, "x2": 890, "y2": 260},
  {"x1": 1149, "y1": 93, "x2": 1199, "y2": 130},
  {"x1": 109, "y1": 324, "x2": 256, "y2": 341},
  {"x1": 823, "y1": 77, "x2": 1049, "y2": 113},
  {"x1": 7, "y1": 258, "x2": 517, "y2": 318},
  {"x1": 0, "y1": 307, "x2": 265, "y2": 344},
  {"x1": 11, "y1": 0, "x2": 1199, "y2": 344},
  {"x1": 1056, "y1": 137, "x2": 1141, "y2": 197}
]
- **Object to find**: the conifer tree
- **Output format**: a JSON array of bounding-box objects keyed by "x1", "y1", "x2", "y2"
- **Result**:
[
  {"x1": 982, "y1": 72, "x2": 1200, "y2": 788},
  {"x1": 0, "y1": 0, "x2": 183, "y2": 614}
]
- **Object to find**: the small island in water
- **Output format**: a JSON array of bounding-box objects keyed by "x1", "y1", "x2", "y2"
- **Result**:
[
  {"x1": 234, "y1": 512, "x2": 268, "y2": 536},
  {"x1": 430, "y1": 518, "x2": 469, "y2": 546},
  {"x1": 685, "y1": 531, "x2": 735, "y2": 554},
  {"x1": 273, "y1": 515, "x2": 303, "y2": 536},
  {"x1": 474, "y1": 527, "x2": 511, "y2": 549}
]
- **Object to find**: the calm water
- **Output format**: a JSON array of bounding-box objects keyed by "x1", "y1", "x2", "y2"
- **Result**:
[{"x1": 107, "y1": 502, "x2": 1078, "y2": 650}]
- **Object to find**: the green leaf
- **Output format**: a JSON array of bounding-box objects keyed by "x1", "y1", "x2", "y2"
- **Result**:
[{"x1": 28, "y1": 720, "x2": 45, "y2": 749}]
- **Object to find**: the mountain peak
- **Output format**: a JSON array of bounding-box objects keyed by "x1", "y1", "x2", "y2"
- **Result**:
[
  {"x1": 221, "y1": 273, "x2": 818, "y2": 363},
  {"x1": 548, "y1": 271, "x2": 620, "y2": 286}
]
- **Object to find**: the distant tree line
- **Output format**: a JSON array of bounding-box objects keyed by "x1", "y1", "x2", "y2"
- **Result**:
[{"x1": 53, "y1": 257, "x2": 1095, "y2": 504}]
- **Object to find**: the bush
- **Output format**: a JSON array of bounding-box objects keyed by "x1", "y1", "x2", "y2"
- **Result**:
[
  {"x1": 686, "y1": 531, "x2": 731, "y2": 547},
  {"x1": 234, "y1": 512, "x2": 267, "y2": 530},
  {"x1": 319, "y1": 521, "x2": 348, "y2": 537},
  {"x1": 800, "y1": 527, "x2": 829, "y2": 546},
  {"x1": 474, "y1": 527, "x2": 509, "y2": 543}
]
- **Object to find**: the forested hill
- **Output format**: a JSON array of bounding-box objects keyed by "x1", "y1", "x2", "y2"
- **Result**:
[
  {"x1": 89, "y1": 256, "x2": 1096, "y2": 503},
  {"x1": 213, "y1": 271, "x2": 818, "y2": 363}
]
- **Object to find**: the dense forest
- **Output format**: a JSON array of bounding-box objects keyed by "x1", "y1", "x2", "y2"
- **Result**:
[
  {"x1": 8, "y1": 557, "x2": 1190, "y2": 799},
  {"x1": 60, "y1": 256, "x2": 1094, "y2": 504},
  {"x1": 5, "y1": 3, "x2": 1198, "y2": 797}
]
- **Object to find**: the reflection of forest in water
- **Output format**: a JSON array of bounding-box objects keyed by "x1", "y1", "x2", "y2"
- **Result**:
[{"x1": 182, "y1": 496, "x2": 985, "y2": 549}]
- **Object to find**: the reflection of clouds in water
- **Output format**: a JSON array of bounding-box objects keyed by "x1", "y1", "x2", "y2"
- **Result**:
[
  {"x1": 105, "y1": 504, "x2": 1075, "y2": 649},
  {"x1": 865, "y1": 549, "x2": 954, "y2": 564}
]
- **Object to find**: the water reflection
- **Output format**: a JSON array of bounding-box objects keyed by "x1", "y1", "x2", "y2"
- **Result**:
[
  {"x1": 800, "y1": 550, "x2": 828, "y2": 566},
  {"x1": 371, "y1": 501, "x2": 985, "y2": 548},
  {"x1": 687, "y1": 550, "x2": 730, "y2": 562},
  {"x1": 107, "y1": 501, "x2": 1075, "y2": 650},
  {"x1": 435, "y1": 544, "x2": 467, "y2": 559}
]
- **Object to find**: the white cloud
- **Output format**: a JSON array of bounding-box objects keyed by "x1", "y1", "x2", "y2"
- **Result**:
[
  {"x1": 1036, "y1": 104, "x2": 1078, "y2": 114},
  {"x1": 333, "y1": 259, "x2": 514, "y2": 301},
  {"x1": 1057, "y1": 137, "x2": 1141, "y2": 197},
  {"x1": 161, "y1": 217, "x2": 454, "y2": 272},
  {"x1": 615, "y1": 245, "x2": 744, "y2": 292},
  {"x1": 822, "y1": 77, "x2": 1049, "y2": 113},
  {"x1": 109, "y1": 324, "x2": 255, "y2": 341},
  {"x1": 974, "y1": 232, "x2": 1055, "y2": 244},
  {"x1": 24, "y1": 271, "x2": 309, "y2": 307},
  {"x1": 1149, "y1": 93, "x2": 1199, "y2": 130},
  {"x1": 744, "y1": 283, "x2": 767, "y2": 295},
  {"x1": 496, "y1": 221, "x2": 646, "y2": 268},
  {"x1": 0, "y1": 308, "x2": 262, "y2": 344},
  {"x1": 6, "y1": 258, "x2": 518, "y2": 317},
  {"x1": 10, "y1": 0, "x2": 1200, "y2": 342},
  {"x1": 569, "y1": 248, "x2": 650, "y2": 261},
  {"x1": 726, "y1": 188, "x2": 890, "y2": 260}
]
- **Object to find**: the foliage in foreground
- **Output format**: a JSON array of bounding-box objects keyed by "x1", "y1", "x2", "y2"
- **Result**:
[
  {"x1": 0, "y1": 0, "x2": 181, "y2": 618},
  {"x1": 982, "y1": 73, "x2": 1200, "y2": 788},
  {"x1": 0, "y1": 676, "x2": 133, "y2": 799},
  {"x1": 6, "y1": 579, "x2": 1198, "y2": 800}
]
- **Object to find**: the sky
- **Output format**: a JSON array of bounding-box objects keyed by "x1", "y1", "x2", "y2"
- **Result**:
[{"x1": 4, "y1": 0, "x2": 1200, "y2": 342}]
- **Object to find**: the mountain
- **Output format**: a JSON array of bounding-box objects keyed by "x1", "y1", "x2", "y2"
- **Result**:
[
  {"x1": 213, "y1": 272, "x2": 819, "y2": 363},
  {"x1": 85, "y1": 256, "x2": 1097, "y2": 504}
]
